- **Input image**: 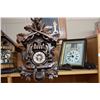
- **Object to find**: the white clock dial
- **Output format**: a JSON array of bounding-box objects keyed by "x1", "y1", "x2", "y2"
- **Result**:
[
  {"x1": 1, "y1": 50, "x2": 11, "y2": 63},
  {"x1": 33, "y1": 52, "x2": 46, "y2": 64},
  {"x1": 66, "y1": 49, "x2": 80, "y2": 64}
]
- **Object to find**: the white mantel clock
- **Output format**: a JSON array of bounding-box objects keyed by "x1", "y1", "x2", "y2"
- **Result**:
[{"x1": 59, "y1": 39, "x2": 86, "y2": 67}]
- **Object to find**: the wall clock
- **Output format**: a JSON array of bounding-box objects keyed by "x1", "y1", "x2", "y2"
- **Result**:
[
  {"x1": 16, "y1": 18, "x2": 59, "y2": 81},
  {"x1": 1, "y1": 31, "x2": 18, "y2": 71},
  {"x1": 59, "y1": 39, "x2": 86, "y2": 68}
]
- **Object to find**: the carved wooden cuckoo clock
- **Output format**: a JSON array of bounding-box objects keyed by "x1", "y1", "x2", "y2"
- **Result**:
[
  {"x1": 1, "y1": 31, "x2": 17, "y2": 70},
  {"x1": 17, "y1": 18, "x2": 60, "y2": 81}
]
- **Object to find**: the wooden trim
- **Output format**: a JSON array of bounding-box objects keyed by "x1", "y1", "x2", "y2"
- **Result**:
[
  {"x1": 97, "y1": 34, "x2": 100, "y2": 82},
  {"x1": 1, "y1": 30, "x2": 17, "y2": 47},
  {"x1": 58, "y1": 69, "x2": 98, "y2": 75},
  {"x1": 7, "y1": 77, "x2": 13, "y2": 83},
  {"x1": 1, "y1": 73, "x2": 20, "y2": 78},
  {"x1": 58, "y1": 18, "x2": 67, "y2": 39}
]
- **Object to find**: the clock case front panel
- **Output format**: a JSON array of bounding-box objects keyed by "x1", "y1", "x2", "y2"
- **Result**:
[{"x1": 59, "y1": 39, "x2": 86, "y2": 68}]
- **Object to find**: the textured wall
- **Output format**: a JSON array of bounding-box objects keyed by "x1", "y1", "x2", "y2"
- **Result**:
[
  {"x1": 1, "y1": 18, "x2": 31, "y2": 42},
  {"x1": 67, "y1": 18, "x2": 100, "y2": 39}
]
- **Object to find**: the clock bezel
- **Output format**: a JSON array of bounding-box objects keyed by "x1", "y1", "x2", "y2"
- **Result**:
[{"x1": 59, "y1": 38, "x2": 86, "y2": 68}]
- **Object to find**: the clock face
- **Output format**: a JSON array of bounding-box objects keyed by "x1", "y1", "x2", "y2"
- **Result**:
[
  {"x1": 60, "y1": 39, "x2": 85, "y2": 66},
  {"x1": 33, "y1": 52, "x2": 46, "y2": 64},
  {"x1": 1, "y1": 50, "x2": 11, "y2": 63},
  {"x1": 66, "y1": 49, "x2": 80, "y2": 64}
]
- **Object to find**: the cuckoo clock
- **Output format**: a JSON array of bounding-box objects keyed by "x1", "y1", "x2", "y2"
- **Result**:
[
  {"x1": 17, "y1": 18, "x2": 59, "y2": 81},
  {"x1": 1, "y1": 31, "x2": 17, "y2": 70}
]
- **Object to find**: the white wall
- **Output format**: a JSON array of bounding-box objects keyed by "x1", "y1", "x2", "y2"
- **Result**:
[
  {"x1": 1, "y1": 18, "x2": 100, "y2": 42},
  {"x1": 67, "y1": 18, "x2": 100, "y2": 39},
  {"x1": 1, "y1": 18, "x2": 31, "y2": 42}
]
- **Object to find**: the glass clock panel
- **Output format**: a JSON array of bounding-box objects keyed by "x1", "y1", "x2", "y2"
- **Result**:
[{"x1": 60, "y1": 40, "x2": 85, "y2": 66}]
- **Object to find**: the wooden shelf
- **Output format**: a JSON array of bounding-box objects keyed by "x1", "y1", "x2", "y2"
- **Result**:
[
  {"x1": 1, "y1": 69, "x2": 98, "y2": 78},
  {"x1": 1, "y1": 69, "x2": 98, "y2": 83},
  {"x1": 58, "y1": 69, "x2": 98, "y2": 75},
  {"x1": 1, "y1": 73, "x2": 20, "y2": 78}
]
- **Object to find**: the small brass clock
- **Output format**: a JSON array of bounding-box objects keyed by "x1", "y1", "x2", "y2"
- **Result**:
[{"x1": 59, "y1": 39, "x2": 86, "y2": 68}]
